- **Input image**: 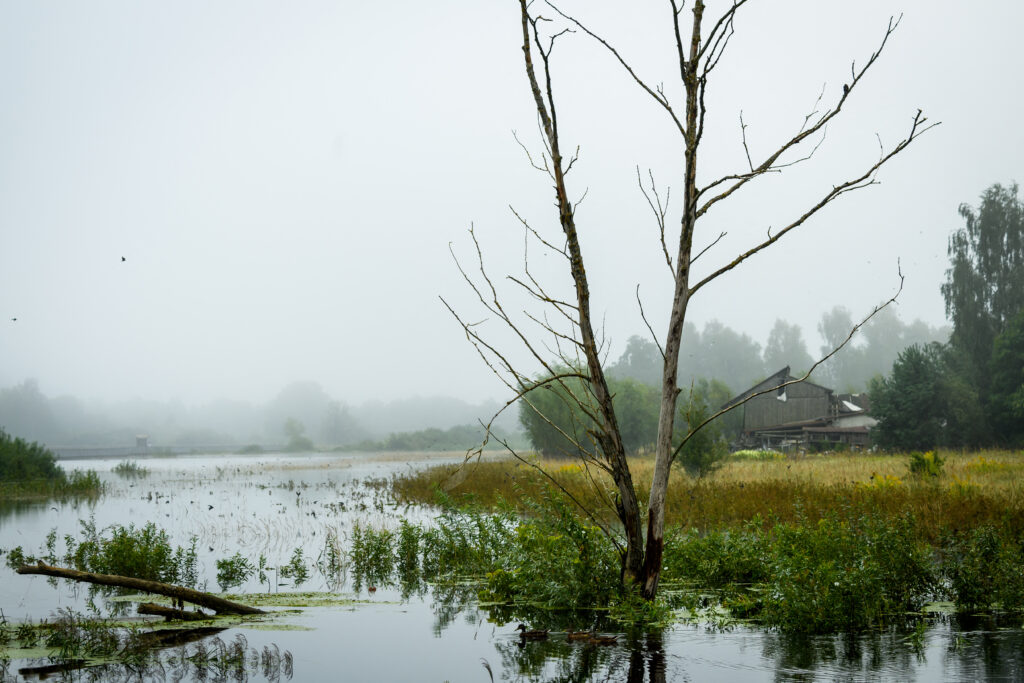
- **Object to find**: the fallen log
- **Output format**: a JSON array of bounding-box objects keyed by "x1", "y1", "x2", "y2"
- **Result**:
[
  {"x1": 16, "y1": 562, "x2": 265, "y2": 615},
  {"x1": 137, "y1": 602, "x2": 211, "y2": 622}
]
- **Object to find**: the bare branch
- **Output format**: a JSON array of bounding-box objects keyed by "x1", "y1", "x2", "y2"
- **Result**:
[
  {"x1": 697, "y1": 15, "x2": 905, "y2": 218},
  {"x1": 636, "y1": 284, "x2": 666, "y2": 361},
  {"x1": 546, "y1": 1, "x2": 688, "y2": 140},
  {"x1": 636, "y1": 167, "x2": 674, "y2": 277},
  {"x1": 689, "y1": 230, "x2": 726, "y2": 266},
  {"x1": 690, "y1": 109, "x2": 937, "y2": 297}
]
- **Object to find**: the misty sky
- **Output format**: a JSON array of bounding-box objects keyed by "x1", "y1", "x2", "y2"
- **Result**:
[{"x1": 2, "y1": 1, "x2": 1021, "y2": 406}]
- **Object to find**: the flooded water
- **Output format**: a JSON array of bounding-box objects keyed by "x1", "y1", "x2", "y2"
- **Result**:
[{"x1": 2, "y1": 452, "x2": 1023, "y2": 681}]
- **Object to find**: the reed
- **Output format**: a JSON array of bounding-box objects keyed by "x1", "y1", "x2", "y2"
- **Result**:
[{"x1": 390, "y1": 450, "x2": 1024, "y2": 544}]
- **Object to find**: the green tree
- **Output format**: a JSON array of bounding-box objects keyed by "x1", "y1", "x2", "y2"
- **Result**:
[
  {"x1": 283, "y1": 418, "x2": 314, "y2": 452},
  {"x1": 869, "y1": 343, "x2": 983, "y2": 450},
  {"x1": 608, "y1": 336, "x2": 663, "y2": 387},
  {"x1": 674, "y1": 379, "x2": 731, "y2": 478},
  {"x1": 763, "y1": 319, "x2": 814, "y2": 376},
  {"x1": 520, "y1": 371, "x2": 660, "y2": 457},
  {"x1": 989, "y1": 309, "x2": 1024, "y2": 444},
  {"x1": 941, "y1": 183, "x2": 1024, "y2": 388}
]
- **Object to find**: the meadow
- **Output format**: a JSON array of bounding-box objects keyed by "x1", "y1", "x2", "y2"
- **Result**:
[{"x1": 389, "y1": 449, "x2": 1024, "y2": 544}]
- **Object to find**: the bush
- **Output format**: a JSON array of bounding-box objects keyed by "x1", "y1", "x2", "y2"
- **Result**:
[
  {"x1": 480, "y1": 494, "x2": 620, "y2": 610},
  {"x1": 761, "y1": 513, "x2": 936, "y2": 632},
  {"x1": 908, "y1": 450, "x2": 944, "y2": 477},
  {"x1": 216, "y1": 553, "x2": 255, "y2": 591},
  {"x1": 0, "y1": 427, "x2": 63, "y2": 482},
  {"x1": 662, "y1": 524, "x2": 769, "y2": 588},
  {"x1": 943, "y1": 526, "x2": 1024, "y2": 611}
]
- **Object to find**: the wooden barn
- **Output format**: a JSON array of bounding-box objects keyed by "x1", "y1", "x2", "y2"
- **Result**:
[{"x1": 721, "y1": 367, "x2": 875, "y2": 450}]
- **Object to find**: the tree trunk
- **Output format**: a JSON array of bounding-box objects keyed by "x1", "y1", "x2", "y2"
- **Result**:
[
  {"x1": 137, "y1": 602, "x2": 212, "y2": 621},
  {"x1": 642, "y1": 0, "x2": 705, "y2": 600},
  {"x1": 16, "y1": 562, "x2": 265, "y2": 615},
  {"x1": 518, "y1": 0, "x2": 646, "y2": 582}
]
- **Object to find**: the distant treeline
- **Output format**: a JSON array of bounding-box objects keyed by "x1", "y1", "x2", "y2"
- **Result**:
[
  {"x1": 339, "y1": 423, "x2": 527, "y2": 453},
  {"x1": 0, "y1": 379, "x2": 515, "y2": 451},
  {"x1": 608, "y1": 307, "x2": 947, "y2": 398}
]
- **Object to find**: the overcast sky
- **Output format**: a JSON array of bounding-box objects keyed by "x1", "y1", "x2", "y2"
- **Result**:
[{"x1": 1, "y1": 1, "x2": 1021, "y2": 406}]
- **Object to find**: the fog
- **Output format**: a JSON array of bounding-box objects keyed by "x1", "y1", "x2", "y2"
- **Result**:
[{"x1": 2, "y1": 1, "x2": 1021, "y2": 415}]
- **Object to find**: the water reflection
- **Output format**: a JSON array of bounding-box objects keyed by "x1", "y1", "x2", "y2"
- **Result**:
[{"x1": 4, "y1": 453, "x2": 1024, "y2": 682}]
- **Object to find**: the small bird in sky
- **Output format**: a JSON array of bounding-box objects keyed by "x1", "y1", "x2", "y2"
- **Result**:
[
  {"x1": 121, "y1": 256, "x2": 126, "y2": 262},
  {"x1": 9, "y1": 318, "x2": 15, "y2": 322}
]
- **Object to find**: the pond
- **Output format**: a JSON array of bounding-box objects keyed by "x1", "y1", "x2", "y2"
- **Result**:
[{"x1": 1, "y1": 452, "x2": 1022, "y2": 681}]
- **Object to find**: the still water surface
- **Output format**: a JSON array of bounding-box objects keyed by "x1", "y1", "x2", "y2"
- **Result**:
[{"x1": 1, "y1": 453, "x2": 1022, "y2": 681}]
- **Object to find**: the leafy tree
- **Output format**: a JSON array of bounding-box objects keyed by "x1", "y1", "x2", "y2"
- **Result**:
[
  {"x1": 0, "y1": 427, "x2": 63, "y2": 481},
  {"x1": 763, "y1": 320, "x2": 814, "y2": 376},
  {"x1": 989, "y1": 309, "x2": 1024, "y2": 444},
  {"x1": 674, "y1": 380, "x2": 731, "y2": 478},
  {"x1": 942, "y1": 183, "x2": 1024, "y2": 387},
  {"x1": 869, "y1": 343, "x2": 983, "y2": 450},
  {"x1": 609, "y1": 336, "x2": 663, "y2": 387},
  {"x1": 520, "y1": 370, "x2": 660, "y2": 457},
  {"x1": 283, "y1": 418, "x2": 314, "y2": 452},
  {"x1": 681, "y1": 320, "x2": 765, "y2": 394}
]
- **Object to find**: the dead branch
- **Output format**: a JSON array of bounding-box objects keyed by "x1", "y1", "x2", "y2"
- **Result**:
[
  {"x1": 16, "y1": 562, "x2": 265, "y2": 615},
  {"x1": 697, "y1": 15, "x2": 906, "y2": 217},
  {"x1": 689, "y1": 109, "x2": 936, "y2": 298},
  {"x1": 137, "y1": 602, "x2": 211, "y2": 622}
]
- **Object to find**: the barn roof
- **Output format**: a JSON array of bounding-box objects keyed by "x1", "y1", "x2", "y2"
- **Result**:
[{"x1": 720, "y1": 366, "x2": 834, "y2": 410}]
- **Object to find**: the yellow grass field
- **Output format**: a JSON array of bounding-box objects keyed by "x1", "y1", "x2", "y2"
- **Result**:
[{"x1": 390, "y1": 450, "x2": 1024, "y2": 543}]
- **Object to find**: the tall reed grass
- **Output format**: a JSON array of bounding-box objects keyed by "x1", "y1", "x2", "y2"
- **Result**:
[{"x1": 390, "y1": 450, "x2": 1024, "y2": 544}]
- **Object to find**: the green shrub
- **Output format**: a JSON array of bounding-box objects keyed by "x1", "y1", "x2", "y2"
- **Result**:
[
  {"x1": 216, "y1": 553, "x2": 255, "y2": 591},
  {"x1": 8, "y1": 519, "x2": 198, "y2": 588},
  {"x1": 908, "y1": 450, "x2": 945, "y2": 477},
  {"x1": 349, "y1": 523, "x2": 395, "y2": 587},
  {"x1": 112, "y1": 460, "x2": 149, "y2": 479},
  {"x1": 0, "y1": 427, "x2": 62, "y2": 481},
  {"x1": 943, "y1": 525, "x2": 1024, "y2": 611},
  {"x1": 663, "y1": 523, "x2": 769, "y2": 588},
  {"x1": 279, "y1": 547, "x2": 308, "y2": 586},
  {"x1": 761, "y1": 513, "x2": 936, "y2": 632}
]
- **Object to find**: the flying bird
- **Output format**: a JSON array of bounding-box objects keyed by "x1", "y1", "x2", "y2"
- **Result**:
[
  {"x1": 9, "y1": 318, "x2": 15, "y2": 322},
  {"x1": 121, "y1": 256, "x2": 126, "y2": 262}
]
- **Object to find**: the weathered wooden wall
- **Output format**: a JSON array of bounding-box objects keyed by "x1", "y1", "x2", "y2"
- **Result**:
[{"x1": 742, "y1": 381, "x2": 832, "y2": 432}]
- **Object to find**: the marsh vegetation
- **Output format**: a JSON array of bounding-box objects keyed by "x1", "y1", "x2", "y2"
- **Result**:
[{"x1": 2, "y1": 450, "x2": 1023, "y2": 681}]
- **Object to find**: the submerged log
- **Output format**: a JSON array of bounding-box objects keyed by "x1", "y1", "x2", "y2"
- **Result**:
[
  {"x1": 16, "y1": 562, "x2": 265, "y2": 615},
  {"x1": 137, "y1": 602, "x2": 211, "y2": 622}
]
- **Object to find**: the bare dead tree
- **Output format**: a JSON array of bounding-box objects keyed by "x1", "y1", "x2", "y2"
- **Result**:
[{"x1": 443, "y1": 0, "x2": 936, "y2": 600}]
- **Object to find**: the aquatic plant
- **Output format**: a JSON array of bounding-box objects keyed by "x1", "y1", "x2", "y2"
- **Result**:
[
  {"x1": 760, "y1": 512, "x2": 937, "y2": 632},
  {"x1": 6, "y1": 519, "x2": 199, "y2": 589},
  {"x1": 112, "y1": 460, "x2": 150, "y2": 478},
  {"x1": 943, "y1": 525, "x2": 1024, "y2": 611},
  {"x1": 279, "y1": 547, "x2": 309, "y2": 586},
  {"x1": 216, "y1": 552, "x2": 255, "y2": 591}
]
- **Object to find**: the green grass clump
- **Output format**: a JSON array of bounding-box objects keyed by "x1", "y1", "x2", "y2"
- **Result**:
[
  {"x1": 6, "y1": 519, "x2": 198, "y2": 589},
  {"x1": 0, "y1": 428, "x2": 103, "y2": 500},
  {"x1": 112, "y1": 460, "x2": 149, "y2": 478}
]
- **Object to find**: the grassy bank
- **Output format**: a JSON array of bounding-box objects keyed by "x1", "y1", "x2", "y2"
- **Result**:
[
  {"x1": 389, "y1": 450, "x2": 1024, "y2": 544},
  {"x1": 366, "y1": 449, "x2": 1024, "y2": 631},
  {"x1": 0, "y1": 428, "x2": 103, "y2": 501}
]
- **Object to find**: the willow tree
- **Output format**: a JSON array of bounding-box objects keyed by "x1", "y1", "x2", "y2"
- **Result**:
[{"x1": 445, "y1": 0, "x2": 934, "y2": 600}]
